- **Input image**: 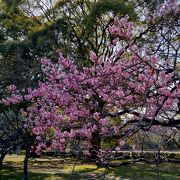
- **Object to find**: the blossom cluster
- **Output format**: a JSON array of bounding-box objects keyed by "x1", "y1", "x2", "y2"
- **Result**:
[
  {"x1": 146, "y1": 0, "x2": 179, "y2": 22},
  {"x1": 2, "y1": 46, "x2": 179, "y2": 154}
]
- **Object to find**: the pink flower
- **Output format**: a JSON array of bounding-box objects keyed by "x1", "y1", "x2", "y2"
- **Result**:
[
  {"x1": 122, "y1": 72, "x2": 129, "y2": 78},
  {"x1": 7, "y1": 85, "x2": 17, "y2": 92},
  {"x1": 36, "y1": 136, "x2": 42, "y2": 141},
  {"x1": 60, "y1": 138, "x2": 65, "y2": 144},
  {"x1": 112, "y1": 38, "x2": 118, "y2": 45},
  {"x1": 68, "y1": 130, "x2": 75, "y2": 138},
  {"x1": 115, "y1": 90, "x2": 125, "y2": 98},
  {"x1": 148, "y1": 79, "x2": 154, "y2": 86},
  {"x1": 114, "y1": 126, "x2": 119, "y2": 133},
  {"x1": 159, "y1": 88, "x2": 171, "y2": 97},
  {"x1": 128, "y1": 82, "x2": 135, "y2": 88},
  {"x1": 90, "y1": 51, "x2": 99, "y2": 64},
  {"x1": 93, "y1": 112, "x2": 100, "y2": 120},
  {"x1": 126, "y1": 95, "x2": 133, "y2": 101},
  {"x1": 23, "y1": 124, "x2": 28, "y2": 128},
  {"x1": 164, "y1": 98, "x2": 173, "y2": 109},
  {"x1": 138, "y1": 74, "x2": 146, "y2": 81},
  {"x1": 99, "y1": 118, "x2": 107, "y2": 126},
  {"x1": 119, "y1": 140, "x2": 125, "y2": 146},
  {"x1": 83, "y1": 150, "x2": 90, "y2": 156}
]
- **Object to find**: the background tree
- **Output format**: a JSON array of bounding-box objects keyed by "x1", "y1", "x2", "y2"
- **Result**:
[{"x1": 0, "y1": 0, "x2": 136, "y2": 89}]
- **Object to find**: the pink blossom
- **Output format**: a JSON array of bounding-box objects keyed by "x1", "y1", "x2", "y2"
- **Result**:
[
  {"x1": 60, "y1": 138, "x2": 65, "y2": 144},
  {"x1": 119, "y1": 140, "x2": 125, "y2": 146},
  {"x1": 93, "y1": 112, "x2": 100, "y2": 120},
  {"x1": 138, "y1": 74, "x2": 146, "y2": 81},
  {"x1": 36, "y1": 136, "x2": 42, "y2": 141},
  {"x1": 23, "y1": 124, "x2": 28, "y2": 128},
  {"x1": 7, "y1": 85, "x2": 17, "y2": 92},
  {"x1": 99, "y1": 118, "x2": 107, "y2": 126},
  {"x1": 90, "y1": 51, "x2": 100, "y2": 64}
]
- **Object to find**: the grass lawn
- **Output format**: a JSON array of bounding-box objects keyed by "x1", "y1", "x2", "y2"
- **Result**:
[{"x1": 0, "y1": 154, "x2": 179, "y2": 179}]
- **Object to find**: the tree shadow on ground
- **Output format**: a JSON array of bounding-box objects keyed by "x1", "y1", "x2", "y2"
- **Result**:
[
  {"x1": 1, "y1": 155, "x2": 180, "y2": 180},
  {"x1": 0, "y1": 166, "x2": 71, "y2": 180},
  {"x1": 107, "y1": 163, "x2": 180, "y2": 180}
]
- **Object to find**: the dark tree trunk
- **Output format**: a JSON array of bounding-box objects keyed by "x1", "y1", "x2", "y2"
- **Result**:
[
  {"x1": 156, "y1": 149, "x2": 160, "y2": 180},
  {"x1": 23, "y1": 148, "x2": 30, "y2": 180},
  {"x1": 90, "y1": 130, "x2": 101, "y2": 160},
  {"x1": 0, "y1": 152, "x2": 7, "y2": 170}
]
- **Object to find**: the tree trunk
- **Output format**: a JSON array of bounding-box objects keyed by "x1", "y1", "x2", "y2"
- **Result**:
[
  {"x1": 156, "y1": 149, "x2": 160, "y2": 180},
  {"x1": 90, "y1": 130, "x2": 101, "y2": 161},
  {"x1": 23, "y1": 148, "x2": 30, "y2": 180},
  {"x1": 0, "y1": 152, "x2": 7, "y2": 170}
]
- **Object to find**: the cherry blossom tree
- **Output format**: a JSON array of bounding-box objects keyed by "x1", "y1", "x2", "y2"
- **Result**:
[{"x1": 0, "y1": 0, "x2": 179, "y2": 179}]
